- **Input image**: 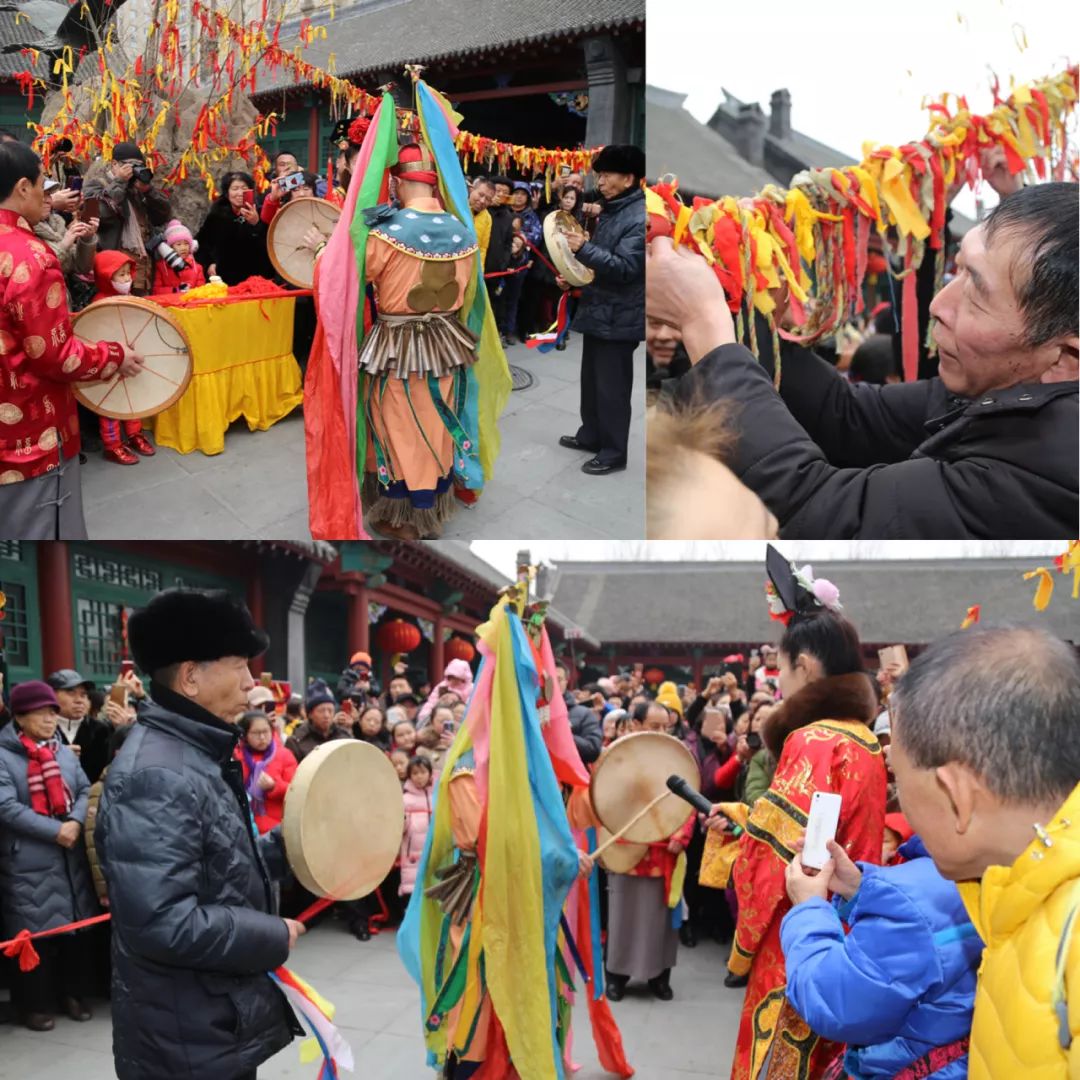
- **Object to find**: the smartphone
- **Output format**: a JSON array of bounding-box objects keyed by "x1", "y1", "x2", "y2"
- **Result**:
[
  {"x1": 80, "y1": 195, "x2": 101, "y2": 221},
  {"x1": 878, "y1": 645, "x2": 909, "y2": 672},
  {"x1": 67, "y1": 175, "x2": 83, "y2": 192},
  {"x1": 280, "y1": 171, "x2": 306, "y2": 192},
  {"x1": 802, "y1": 791, "x2": 842, "y2": 870},
  {"x1": 109, "y1": 683, "x2": 128, "y2": 708},
  {"x1": 559, "y1": 165, "x2": 571, "y2": 177},
  {"x1": 120, "y1": 659, "x2": 134, "y2": 677},
  {"x1": 243, "y1": 190, "x2": 256, "y2": 209},
  {"x1": 443, "y1": 718, "x2": 455, "y2": 735}
]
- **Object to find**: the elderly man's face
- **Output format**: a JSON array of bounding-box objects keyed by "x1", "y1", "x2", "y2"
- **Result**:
[
  {"x1": 889, "y1": 727, "x2": 989, "y2": 881},
  {"x1": 469, "y1": 182, "x2": 494, "y2": 212},
  {"x1": 178, "y1": 656, "x2": 255, "y2": 723},
  {"x1": 596, "y1": 171, "x2": 634, "y2": 200},
  {"x1": 55, "y1": 686, "x2": 89, "y2": 721},
  {"x1": 929, "y1": 223, "x2": 1078, "y2": 398},
  {"x1": 643, "y1": 704, "x2": 669, "y2": 733},
  {"x1": 647, "y1": 317, "x2": 681, "y2": 365}
]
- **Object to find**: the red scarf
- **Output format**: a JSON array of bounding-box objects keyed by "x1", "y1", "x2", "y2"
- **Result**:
[{"x1": 19, "y1": 733, "x2": 73, "y2": 818}]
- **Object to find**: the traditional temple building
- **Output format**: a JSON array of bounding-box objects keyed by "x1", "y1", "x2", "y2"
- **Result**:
[
  {"x1": 0, "y1": 541, "x2": 593, "y2": 695},
  {"x1": 252, "y1": 0, "x2": 645, "y2": 176},
  {"x1": 548, "y1": 556, "x2": 1080, "y2": 687}
]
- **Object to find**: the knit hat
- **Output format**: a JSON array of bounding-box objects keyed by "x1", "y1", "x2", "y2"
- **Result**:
[
  {"x1": 350, "y1": 651, "x2": 372, "y2": 669},
  {"x1": 655, "y1": 680, "x2": 683, "y2": 718},
  {"x1": 129, "y1": 588, "x2": 269, "y2": 676},
  {"x1": 112, "y1": 141, "x2": 145, "y2": 163},
  {"x1": 10, "y1": 680, "x2": 60, "y2": 715},
  {"x1": 164, "y1": 219, "x2": 197, "y2": 253},
  {"x1": 305, "y1": 678, "x2": 336, "y2": 712}
]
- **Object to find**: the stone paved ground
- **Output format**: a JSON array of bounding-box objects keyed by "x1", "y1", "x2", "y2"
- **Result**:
[
  {"x1": 81, "y1": 335, "x2": 645, "y2": 541},
  {"x1": 1, "y1": 921, "x2": 741, "y2": 1079}
]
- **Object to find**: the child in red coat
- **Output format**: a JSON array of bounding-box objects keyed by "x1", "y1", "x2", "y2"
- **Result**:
[
  {"x1": 235, "y1": 710, "x2": 299, "y2": 833},
  {"x1": 91, "y1": 251, "x2": 155, "y2": 465},
  {"x1": 152, "y1": 219, "x2": 206, "y2": 296}
]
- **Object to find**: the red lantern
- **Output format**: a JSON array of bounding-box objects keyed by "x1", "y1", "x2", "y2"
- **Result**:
[
  {"x1": 644, "y1": 667, "x2": 666, "y2": 686},
  {"x1": 375, "y1": 618, "x2": 422, "y2": 654},
  {"x1": 444, "y1": 636, "x2": 476, "y2": 663}
]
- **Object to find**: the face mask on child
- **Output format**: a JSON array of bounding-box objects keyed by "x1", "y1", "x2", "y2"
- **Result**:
[{"x1": 112, "y1": 280, "x2": 133, "y2": 295}]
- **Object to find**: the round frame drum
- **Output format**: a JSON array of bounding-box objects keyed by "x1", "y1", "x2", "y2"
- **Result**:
[
  {"x1": 543, "y1": 210, "x2": 595, "y2": 288},
  {"x1": 268, "y1": 196, "x2": 342, "y2": 289},
  {"x1": 590, "y1": 731, "x2": 700, "y2": 843},
  {"x1": 283, "y1": 740, "x2": 404, "y2": 900},
  {"x1": 72, "y1": 297, "x2": 192, "y2": 420},
  {"x1": 595, "y1": 827, "x2": 648, "y2": 874}
]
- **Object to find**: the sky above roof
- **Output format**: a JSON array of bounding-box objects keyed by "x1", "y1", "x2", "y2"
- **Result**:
[
  {"x1": 470, "y1": 542, "x2": 1068, "y2": 579},
  {"x1": 647, "y1": 0, "x2": 1074, "y2": 220}
]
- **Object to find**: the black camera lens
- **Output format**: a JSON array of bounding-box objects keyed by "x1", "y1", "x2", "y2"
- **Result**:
[{"x1": 133, "y1": 167, "x2": 153, "y2": 184}]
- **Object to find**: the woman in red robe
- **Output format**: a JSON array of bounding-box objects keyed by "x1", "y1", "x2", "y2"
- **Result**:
[{"x1": 712, "y1": 546, "x2": 887, "y2": 1080}]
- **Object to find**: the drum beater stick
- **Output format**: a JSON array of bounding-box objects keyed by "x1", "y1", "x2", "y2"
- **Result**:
[{"x1": 591, "y1": 790, "x2": 674, "y2": 858}]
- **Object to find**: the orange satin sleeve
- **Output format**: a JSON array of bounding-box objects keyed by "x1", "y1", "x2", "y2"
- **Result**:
[
  {"x1": 448, "y1": 772, "x2": 483, "y2": 851},
  {"x1": 566, "y1": 786, "x2": 601, "y2": 831}
]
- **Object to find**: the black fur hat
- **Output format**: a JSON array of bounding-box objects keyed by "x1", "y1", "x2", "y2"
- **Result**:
[
  {"x1": 591, "y1": 144, "x2": 645, "y2": 182},
  {"x1": 129, "y1": 588, "x2": 269, "y2": 676}
]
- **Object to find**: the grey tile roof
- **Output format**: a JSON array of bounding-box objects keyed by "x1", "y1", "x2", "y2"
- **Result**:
[
  {"x1": 0, "y1": 5, "x2": 60, "y2": 78},
  {"x1": 550, "y1": 559, "x2": 1080, "y2": 646},
  {"x1": 255, "y1": 0, "x2": 644, "y2": 93},
  {"x1": 646, "y1": 84, "x2": 774, "y2": 198}
]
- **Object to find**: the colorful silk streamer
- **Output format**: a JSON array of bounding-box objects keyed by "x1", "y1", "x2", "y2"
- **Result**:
[
  {"x1": 399, "y1": 596, "x2": 581, "y2": 1079},
  {"x1": 271, "y1": 966, "x2": 354, "y2": 1079}
]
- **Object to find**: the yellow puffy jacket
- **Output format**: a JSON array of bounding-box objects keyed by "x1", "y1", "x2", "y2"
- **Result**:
[{"x1": 959, "y1": 781, "x2": 1080, "y2": 1078}]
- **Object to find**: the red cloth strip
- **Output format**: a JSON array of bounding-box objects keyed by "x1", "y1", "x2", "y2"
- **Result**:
[
  {"x1": 152, "y1": 290, "x2": 313, "y2": 309},
  {"x1": 1, "y1": 914, "x2": 112, "y2": 972}
]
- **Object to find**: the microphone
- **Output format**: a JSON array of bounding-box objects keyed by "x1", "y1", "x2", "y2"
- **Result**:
[{"x1": 666, "y1": 774, "x2": 714, "y2": 816}]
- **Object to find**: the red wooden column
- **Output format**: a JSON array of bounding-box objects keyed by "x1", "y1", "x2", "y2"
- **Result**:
[
  {"x1": 247, "y1": 567, "x2": 265, "y2": 678},
  {"x1": 346, "y1": 579, "x2": 370, "y2": 657},
  {"x1": 38, "y1": 542, "x2": 75, "y2": 675},
  {"x1": 430, "y1": 613, "x2": 446, "y2": 684},
  {"x1": 692, "y1": 649, "x2": 704, "y2": 692}
]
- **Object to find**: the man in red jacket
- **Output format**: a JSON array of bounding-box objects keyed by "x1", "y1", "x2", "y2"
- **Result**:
[{"x1": 0, "y1": 141, "x2": 144, "y2": 536}]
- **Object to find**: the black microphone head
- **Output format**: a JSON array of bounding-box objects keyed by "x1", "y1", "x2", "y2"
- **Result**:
[{"x1": 666, "y1": 774, "x2": 688, "y2": 794}]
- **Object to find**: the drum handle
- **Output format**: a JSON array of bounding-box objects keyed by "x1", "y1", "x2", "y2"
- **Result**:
[{"x1": 592, "y1": 790, "x2": 674, "y2": 858}]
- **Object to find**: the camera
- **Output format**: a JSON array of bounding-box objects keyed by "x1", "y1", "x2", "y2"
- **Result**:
[
  {"x1": 147, "y1": 232, "x2": 186, "y2": 272},
  {"x1": 279, "y1": 171, "x2": 307, "y2": 193},
  {"x1": 132, "y1": 166, "x2": 154, "y2": 185},
  {"x1": 746, "y1": 732, "x2": 763, "y2": 752}
]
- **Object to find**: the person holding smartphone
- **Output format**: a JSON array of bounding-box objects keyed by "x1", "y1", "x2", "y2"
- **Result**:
[
  {"x1": 80, "y1": 142, "x2": 172, "y2": 295},
  {"x1": 194, "y1": 170, "x2": 274, "y2": 286}
]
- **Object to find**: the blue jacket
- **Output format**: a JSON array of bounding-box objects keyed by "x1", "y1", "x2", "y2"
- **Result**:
[{"x1": 780, "y1": 837, "x2": 982, "y2": 1079}]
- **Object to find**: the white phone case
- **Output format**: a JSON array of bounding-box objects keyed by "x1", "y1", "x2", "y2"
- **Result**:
[{"x1": 802, "y1": 791, "x2": 842, "y2": 870}]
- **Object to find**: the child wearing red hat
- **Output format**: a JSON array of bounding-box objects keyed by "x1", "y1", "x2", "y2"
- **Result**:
[{"x1": 91, "y1": 252, "x2": 155, "y2": 465}]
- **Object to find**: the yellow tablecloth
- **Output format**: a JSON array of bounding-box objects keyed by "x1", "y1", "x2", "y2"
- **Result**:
[{"x1": 149, "y1": 296, "x2": 304, "y2": 455}]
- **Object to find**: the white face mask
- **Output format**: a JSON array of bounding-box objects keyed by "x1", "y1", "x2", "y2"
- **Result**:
[{"x1": 112, "y1": 280, "x2": 133, "y2": 295}]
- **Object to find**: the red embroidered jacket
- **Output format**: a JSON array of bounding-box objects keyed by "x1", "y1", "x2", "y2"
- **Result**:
[{"x1": 0, "y1": 209, "x2": 122, "y2": 483}]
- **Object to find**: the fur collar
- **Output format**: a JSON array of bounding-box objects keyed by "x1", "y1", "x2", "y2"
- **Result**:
[{"x1": 762, "y1": 673, "x2": 878, "y2": 758}]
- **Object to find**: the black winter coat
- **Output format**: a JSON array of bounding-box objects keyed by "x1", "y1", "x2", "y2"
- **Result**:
[
  {"x1": 485, "y1": 205, "x2": 515, "y2": 274},
  {"x1": 571, "y1": 187, "x2": 645, "y2": 343},
  {"x1": 674, "y1": 341, "x2": 1078, "y2": 538},
  {"x1": 57, "y1": 713, "x2": 112, "y2": 784},
  {"x1": 0, "y1": 723, "x2": 98, "y2": 936},
  {"x1": 562, "y1": 691, "x2": 603, "y2": 765},
  {"x1": 196, "y1": 204, "x2": 275, "y2": 286},
  {"x1": 96, "y1": 683, "x2": 300, "y2": 1080}
]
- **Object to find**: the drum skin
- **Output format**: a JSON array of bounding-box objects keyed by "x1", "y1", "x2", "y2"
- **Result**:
[
  {"x1": 267, "y1": 196, "x2": 342, "y2": 289},
  {"x1": 282, "y1": 740, "x2": 404, "y2": 900},
  {"x1": 589, "y1": 731, "x2": 700, "y2": 843},
  {"x1": 543, "y1": 210, "x2": 596, "y2": 288},
  {"x1": 595, "y1": 826, "x2": 649, "y2": 874},
  {"x1": 72, "y1": 297, "x2": 192, "y2": 419}
]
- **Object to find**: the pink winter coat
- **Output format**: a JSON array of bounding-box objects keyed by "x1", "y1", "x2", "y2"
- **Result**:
[
  {"x1": 399, "y1": 778, "x2": 433, "y2": 895},
  {"x1": 417, "y1": 658, "x2": 474, "y2": 727}
]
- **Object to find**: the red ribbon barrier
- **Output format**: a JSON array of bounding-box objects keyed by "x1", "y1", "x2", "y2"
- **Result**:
[
  {"x1": 482, "y1": 265, "x2": 529, "y2": 280},
  {"x1": 0, "y1": 913, "x2": 112, "y2": 972}
]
